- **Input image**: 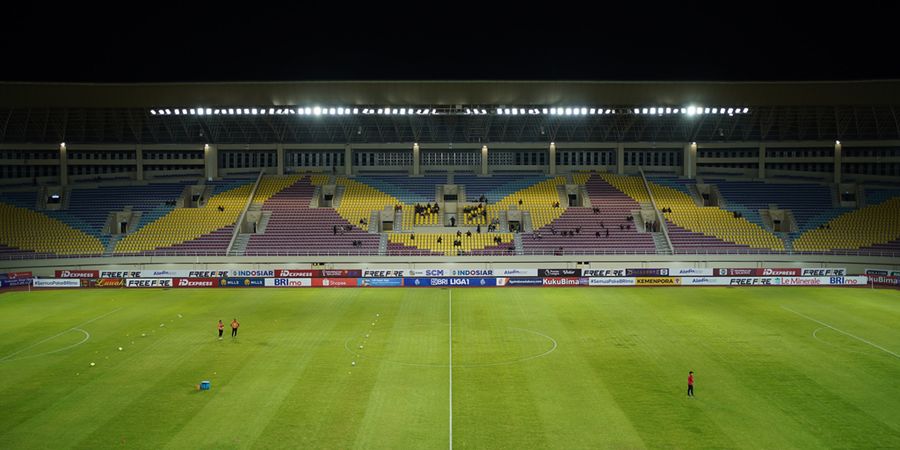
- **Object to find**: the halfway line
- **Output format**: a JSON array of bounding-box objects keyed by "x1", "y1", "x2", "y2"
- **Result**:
[
  {"x1": 448, "y1": 288, "x2": 453, "y2": 450},
  {"x1": 781, "y1": 306, "x2": 900, "y2": 360}
]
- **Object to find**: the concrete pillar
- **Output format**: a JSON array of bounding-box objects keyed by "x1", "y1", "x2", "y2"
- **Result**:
[
  {"x1": 204, "y1": 144, "x2": 218, "y2": 180},
  {"x1": 344, "y1": 144, "x2": 353, "y2": 176},
  {"x1": 276, "y1": 144, "x2": 285, "y2": 175},
  {"x1": 412, "y1": 143, "x2": 420, "y2": 176},
  {"x1": 834, "y1": 140, "x2": 842, "y2": 183},
  {"x1": 683, "y1": 142, "x2": 697, "y2": 179},
  {"x1": 616, "y1": 143, "x2": 625, "y2": 174},
  {"x1": 135, "y1": 144, "x2": 144, "y2": 181},
  {"x1": 59, "y1": 142, "x2": 68, "y2": 186},
  {"x1": 548, "y1": 142, "x2": 557, "y2": 176},
  {"x1": 481, "y1": 145, "x2": 489, "y2": 176},
  {"x1": 758, "y1": 143, "x2": 766, "y2": 179}
]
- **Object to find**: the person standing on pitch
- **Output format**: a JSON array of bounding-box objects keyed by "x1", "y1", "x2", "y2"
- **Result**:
[
  {"x1": 217, "y1": 320, "x2": 224, "y2": 340},
  {"x1": 687, "y1": 371, "x2": 695, "y2": 397},
  {"x1": 231, "y1": 318, "x2": 240, "y2": 338}
]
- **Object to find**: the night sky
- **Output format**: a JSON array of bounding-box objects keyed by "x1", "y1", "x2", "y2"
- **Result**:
[{"x1": 4, "y1": 5, "x2": 897, "y2": 83}]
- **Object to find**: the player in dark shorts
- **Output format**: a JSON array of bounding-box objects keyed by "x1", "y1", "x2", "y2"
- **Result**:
[
  {"x1": 231, "y1": 318, "x2": 240, "y2": 338},
  {"x1": 687, "y1": 371, "x2": 694, "y2": 397},
  {"x1": 217, "y1": 320, "x2": 224, "y2": 340}
]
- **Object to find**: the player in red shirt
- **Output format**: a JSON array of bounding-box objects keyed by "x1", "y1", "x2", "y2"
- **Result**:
[{"x1": 687, "y1": 371, "x2": 694, "y2": 397}]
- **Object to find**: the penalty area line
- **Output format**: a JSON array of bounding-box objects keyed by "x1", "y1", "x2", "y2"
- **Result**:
[{"x1": 781, "y1": 306, "x2": 900, "y2": 360}]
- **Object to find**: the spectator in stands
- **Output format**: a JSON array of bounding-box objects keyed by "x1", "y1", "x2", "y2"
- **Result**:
[
  {"x1": 218, "y1": 205, "x2": 225, "y2": 212},
  {"x1": 553, "y1": 201, "x2": 560, "y2": 208},
  {"x1": 476, "y1": 224, "x2": 481, "y2": 233},
  {"x1": 479, "y1": 194, "x2": 486, "y2": 203},
  {"x1": 333, "y1": 225, "x2": 337, "y2": 235},
  {"x1": 450, "y1": 216, "x2": 456, "y2": 227},
  {"x1": 437, "y1": 236, "x2": 442, "y2": 244},
  {"x1": 456, "y1": 230, "x2": 462, "y2": 238},
  {"x1": 536, "y1": 231, "x2": 542, "y2": 239},
  {"x1": 466, "y1": 230, "x2": 472, "y2": 238},
  {"x1": 518, "y1": 198, "x2": 523, "y2": 205},
  {"x1": 410, "y1": 233, "x2": 415, "y2": 241},
  {"x1": 593, "y1": 207, "x2": 600, "y2": 214},
  {"x1": 606, "y1": 229, "x2": 609, "y2": 238},
  {"x1": 619, "y1": 224, "x2": 624, "y2": 230},
  {"x1": 575, "y1": 227, "x2": 581, "y2": 234},
  {"x1": 595, "y1": 231, "x2": 601, "y2": 238}
]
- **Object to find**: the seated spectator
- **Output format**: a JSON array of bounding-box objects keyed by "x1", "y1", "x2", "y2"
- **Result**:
[{"x1": 466, "y1": 231, "x2": 472, "y2": 238}]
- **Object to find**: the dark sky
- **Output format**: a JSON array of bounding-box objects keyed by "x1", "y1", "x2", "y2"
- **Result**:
[{"x1": 5, "y1": 5, "x2": 898, "y2": 83}]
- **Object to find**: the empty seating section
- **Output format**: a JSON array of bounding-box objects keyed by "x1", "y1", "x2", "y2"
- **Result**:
[
  {"x1": 521, "y1": 174, "x2": 655, "y2": 253},
  {"x1": 454, "y1": 173, "x2": 547, "y2": 202},
  {"x1": 487, "y1": 177, "x2": 567, "y2": 229},
  {"x1": 865, "y1": 188, "x2": 900, "y2": 206},
  {"x1": 599, "y1": 174, "x2": 651, "y2": 203},
  {"x1": 353, "y1": 175, "x2": 444, "y2": 203},
  {"x1": 333, "y1": 177, "x2": 401, "y2": 231},
  {"x1": 253, "y1": 175, "x2": 303, "y2": 203},
  {"x1": 793, "y1": 197, "x2": 900, "y2": 251},
  {"x1": 244, "y1": 177, "x2": 379, "y2": 255},
  {"x1": 601, "y1": 174, "x2": 783, "y2": 250},
  {"x1": 714, "y1": 180, "x2": 841, "y2": 232},
  {"x1": 114, "y1": 182, "x2": 253, "y2": 253},
  {"x1": 0, "y1": 203, "x2": 105, "y2": 254},
  {"x1": 388, "y1": 232, "x2": 513, "y2": 256},
  {"x1": 649, "y1": 183, "x2": 784, "y2": 250}
]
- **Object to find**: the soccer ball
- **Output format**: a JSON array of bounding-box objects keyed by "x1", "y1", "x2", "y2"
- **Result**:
[
  {"x1": 351, "y1": 361, "x2": 356, "y2": 366},
  {"x1": 376, "y1": 314, "x2": 380, "y2": 317},
  {"x1": 359, "y1": 345, "x2": 363, "y2": 349},
  {"x1": 371, "y1": 323, "x2": 375, "y2": 326},
  {"x1": 118, "y1": 347, "x2": 123, "y2": 351},
  {"x1": 90, "y1": 362, "x2": 95, "y2": 367}
]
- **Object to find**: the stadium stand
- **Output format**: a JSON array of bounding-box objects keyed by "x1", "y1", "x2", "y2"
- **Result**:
[
  {"x1": 793, "y1": 197, "x2": 900, "y2": 252},
  {"x1": 388, "y1": 232, "x2": 514, "y2": 256},
  {"x1": 244, "y1": 176, "x2": 380, "y2": 255},
  {"x1": 520, "y1": 174, "x2": 656, "y2": 253},
  {"x1": 114, "y1": 180, "x2": 253, "y2": 254},
  {"x1": 0, "y1": 203, "x2": 105, "y2": 255}
]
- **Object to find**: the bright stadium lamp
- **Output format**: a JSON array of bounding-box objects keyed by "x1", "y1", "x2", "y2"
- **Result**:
[
  {"x1": 542, "y1": 108, "x2": 549, "y2": 114},
  {"x1": 313, "y1": 106, "x2": 322, "y2": 116},
  {"x1": 687, "y1": 106, "x2": 696, "y2": 116},
  {"x1": 743, "y1": 107, "x2": 749, "y2": 113}
]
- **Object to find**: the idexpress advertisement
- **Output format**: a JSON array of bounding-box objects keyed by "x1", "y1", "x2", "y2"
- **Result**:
[
  {"x1": 6, "y1": 271, "x2": 33, "y2": 279},
  {"x1": 218, "y1": 278, "x2": 265, "y2": 287},
  {"x1": 55, "y1": 270, "x2": 99, "y2": 278},
  {"x1": 275, "y1": 269, "x2": 318, "y2": 278},
  {"x1": 126, "y1": 278, "x2": 173, "y2": 288},
  {"x1": 33, "y1": 278, "x2": 81, "y2": 288},
  {"x1": 264, "y1": 278, "x2": 312, "y2": 287},
  {"x1": 174, "y1": 278, "x2": 218, "y2": 288},
  {"x1": 403, "y1": 278, "x2": 500, "y2": 287}
]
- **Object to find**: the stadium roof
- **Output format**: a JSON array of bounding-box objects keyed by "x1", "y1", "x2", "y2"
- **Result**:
[
  {"x1": 4, "y1": 80, "x2": 900, "y2": 108},
  {"x1": 2, "y1": 80, "x2": 900, "y2": 144}
]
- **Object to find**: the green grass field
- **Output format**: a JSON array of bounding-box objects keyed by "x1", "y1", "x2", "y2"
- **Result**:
[{"x1": 1, "y1": 286, "x2": 898, "y2": 449}]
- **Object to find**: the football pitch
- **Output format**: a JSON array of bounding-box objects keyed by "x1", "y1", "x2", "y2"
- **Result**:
[{"x1": 1, "y1": 286, "x2": 898, "y2": 449}]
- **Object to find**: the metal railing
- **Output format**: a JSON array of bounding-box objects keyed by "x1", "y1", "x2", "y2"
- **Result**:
[{"x1": 2, "y1": 248, "x2": 899, "y2": 260}]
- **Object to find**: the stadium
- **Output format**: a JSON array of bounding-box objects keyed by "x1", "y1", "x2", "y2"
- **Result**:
[{"x1": 1, "y1": 75, "x2": 899, "y2": 448}]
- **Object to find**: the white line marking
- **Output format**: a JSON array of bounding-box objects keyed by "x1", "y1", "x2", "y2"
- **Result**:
[
  {"x1": 448, "y1": 288, "x2": 453, "y2": 450},
  {"x1": 0, "y1": 308, "x2": 121, "y2": 362},
  {"x1": 781, "y1": 306, "x2": 900, "y2": 360}
]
